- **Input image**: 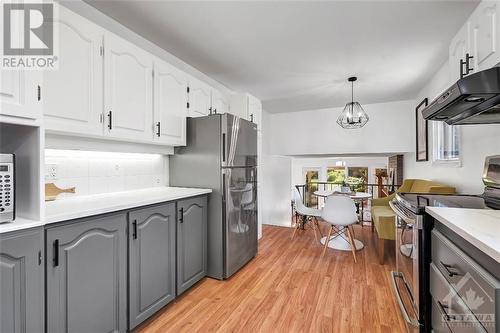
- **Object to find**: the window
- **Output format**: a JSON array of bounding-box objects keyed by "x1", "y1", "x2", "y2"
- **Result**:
[
  {"x1": 303, "y1": 169, "x2": 319, "y2": 207},
  {"x1": 347, "y1": 167, "x2": 368, "y2": 192},
  {"x1": 326, "y1": 167, "x2": 345, "y2": 183},
  {"x1": 432, "y1": 121, "x2": 461, "y2": 165}
]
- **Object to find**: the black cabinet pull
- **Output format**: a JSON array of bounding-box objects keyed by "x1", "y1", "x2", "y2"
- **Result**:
[
  {"x1": 132, "y1": 220, "x2": 137, "y2": 239},
  {"x1": 460, "y1": 59, "x2": 466, "y2": 79},
  {"x1": 37, "y1": 85, "x2": 41, "y2": 101},
  {"x1": 250, "y1": 114, "x2": 254, "y2": 123},
  {"x1": 222, "y1": 133, "x2": 226, "y2": 162},
  {"x1": 179, "y1": 208, "x2": 184, "y2": 223},
  {"x1": 156, "y1": 122, "x2": 161, "y2": 137},
  {"x1": 440, "y1": 261, "x2": 462, "y2": 277},
  {"x1": 437, "y1": 301, "x2": 455, "y2": 321},
  {"x1": 53, "y1": 239, "x2": 59, "y2": 267},
  {"x1": 108, "y1": 111, "x2": 113, "y2": 130},
  {"x1": 209, "y1": 106, "x2": 213, "y2": 115},
  {"x1": 465, "y1": 53, "x2": 474, "y2": 74},
  {"x1": 38, "y1": 250, "x2": 42, "y2": 265},
  {"x1": 214, "y1": 108, "x2": 217, "y2": 114}
]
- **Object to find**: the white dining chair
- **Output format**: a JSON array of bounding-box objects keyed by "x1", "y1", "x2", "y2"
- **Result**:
[
  {"x1": 321, "y1": 195, "x2": 359, "y2": 262},
  {"x1": 291, "y1": 187, "x2": 323, "y2": 241}
]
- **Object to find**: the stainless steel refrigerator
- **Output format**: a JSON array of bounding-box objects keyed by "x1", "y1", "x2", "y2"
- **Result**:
[{"x1": 170, "y1": 113, "x2": 258, "y2": 279}]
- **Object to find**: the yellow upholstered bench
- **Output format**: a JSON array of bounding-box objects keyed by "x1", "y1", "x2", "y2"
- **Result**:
[{"x1": 371, "y1": 179, "x2": 456, "y2": 264}]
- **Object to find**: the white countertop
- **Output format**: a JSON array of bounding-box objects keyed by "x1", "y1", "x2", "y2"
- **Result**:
[
  {"x1": 45, "y1": 187, "x2": 212, "y2": 224},
  {"x1": 0, "y1": 217, "x2": 45, "y2": 234},
  {"x1": 426, "y1": 207, "x2": 500, "y2": 263},
  {"x1": 1, "y1": 187, "x2": 211, "y2": 234}
]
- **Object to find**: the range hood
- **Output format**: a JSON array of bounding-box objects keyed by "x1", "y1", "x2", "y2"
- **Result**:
[{"x1": 422, "y1": 66, "x2": 500, "y2": 125}]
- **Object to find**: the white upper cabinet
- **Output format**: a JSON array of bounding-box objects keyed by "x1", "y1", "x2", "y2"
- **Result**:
[
  {"x1": 44, "y1": 6, "x2": 104, "y2": 136},
  {"x1": 449, "y1": 1, "x2": 500, "y2": 82},
  {"x1": 229, "y1": 93, "x2": 262, "y2": 128},
  {"x1": 104, "y1": 31, "x2": 153, "y2": 142},
  {"x1": 248, "y1": 95, "x2": 262, "y2": 127},
  {"x1": 0, "y1": 69, "x2": 41, "y2": 121},
  {"x1": 449, "y1": 23, "x2": 470, "y2": 82},
  {"x1": 153, "y1": 58, "x2": 187, "y2": 146},
  {"x1": 0, "y1": 15, "x2": 41, "y2": 121},
  {"x1": 470, "y1": 1, "x2": 500, "y2": 72},
  {"x1": 188, "y1": 77, "x2": 211, "y2": 117},
  {"x1": 211, "y1": 90, "x2": 230, "y2": 115}
]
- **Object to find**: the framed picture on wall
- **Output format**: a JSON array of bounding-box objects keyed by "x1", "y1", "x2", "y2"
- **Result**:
[{"x1": 415, "y1": 98, "x2": 429, "y2": 162}]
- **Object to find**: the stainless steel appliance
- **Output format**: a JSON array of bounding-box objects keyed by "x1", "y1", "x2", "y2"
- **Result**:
[
  {"x1": 170, "y1": 114, "x2": 258, "y2": 279},
  {"x1": 422, "y1": 66, "x2": 500, "y2": 125},
  {"x1": 0, "y1": 153, "x2": 15, "y2": 223},
  {"x1": 390, "y1": 156, "x2": 500, "y2": 333}
]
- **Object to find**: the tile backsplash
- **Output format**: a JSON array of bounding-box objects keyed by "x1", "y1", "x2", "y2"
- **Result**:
[{"x1": 45, "y1": 149, "x2": 168, "y2": 199}]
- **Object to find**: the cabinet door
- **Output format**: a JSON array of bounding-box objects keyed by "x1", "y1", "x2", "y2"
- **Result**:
[
  {"x1": 188, "y1": 77, "x2": 211, "y2": 118},
  {"x1": 128, "y1": 203, "x2": 176, "y2": 329},
  {"x1": 177, "y1": 196, "x2": 207, "y2": 295},
  {"x1": 46, "y1": 213, "x2": 127, "y2": 333},
  {"x1": 0, "y1": 69, "x2": 41, "y2": 120},
  {"x1": 212, "y1": 90, "x2": 230, "y2": 115},
  {"x1": 470, "y1": 1, "x2": 500, "y2": 72},
  {"x1": 248, "y1": 96, "x2": 262, "y2": 127},
  {"x1": 449, "y1": 23, "x2": 470, "y2": 82},
  {"x1": 44, "y1": 6, "x2": 104, "y2": 136},
  {"x1": 0, "y1": 228, "x2": 44, "y2": 333},
  {"x1": 104, "y1": 31, "x2": 153, "y2": 141},
  {"x1": 153, "y1": 59, "x2": 187, "y2": 146}
]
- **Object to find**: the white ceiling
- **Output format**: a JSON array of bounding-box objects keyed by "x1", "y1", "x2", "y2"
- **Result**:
[{"x1": 85, "y1": 1, "x2": 478, "y2": 113}]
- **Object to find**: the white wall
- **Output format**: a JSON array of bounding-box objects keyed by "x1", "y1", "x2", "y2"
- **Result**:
[
  {"x1": 260, "y1": 110, "x2": 292, "y2": 228},
  {"x1": 404, "y1": 61, "x2": 500, "y2": 194},
  {"x1": 45, "y1": 150, "x2": 168, "y2": 199},
  {"x1": 268, "y1": 99, "x2": 415, "y2": 156}
]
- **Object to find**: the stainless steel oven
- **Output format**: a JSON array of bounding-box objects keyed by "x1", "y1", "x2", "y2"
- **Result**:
[{"x1": 390, "y1": 198, "x2": 423, "y2": 333}]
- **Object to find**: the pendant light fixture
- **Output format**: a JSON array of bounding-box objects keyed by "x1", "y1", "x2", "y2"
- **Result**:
[{"x1": 336, "y1": 76, "x2": 369, "y2": 129}]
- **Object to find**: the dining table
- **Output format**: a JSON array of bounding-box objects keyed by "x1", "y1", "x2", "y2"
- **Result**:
[{"x1": 312, "y1": 190, "x2": 372, "y2": 251}]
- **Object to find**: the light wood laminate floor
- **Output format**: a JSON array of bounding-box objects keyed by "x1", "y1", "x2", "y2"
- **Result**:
[{"x1": 136, "y1": 223, "x2": 407, "y2": 333}]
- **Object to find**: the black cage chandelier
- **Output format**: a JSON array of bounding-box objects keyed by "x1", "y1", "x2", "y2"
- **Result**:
[{"x1": 336, "y1": 76, "x2": 369, "y2": 129}]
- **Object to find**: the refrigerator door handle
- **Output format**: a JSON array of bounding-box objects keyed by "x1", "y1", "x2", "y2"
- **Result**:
[{"x1": 222, "y1": 133, "x2": 226, "y2": 162}]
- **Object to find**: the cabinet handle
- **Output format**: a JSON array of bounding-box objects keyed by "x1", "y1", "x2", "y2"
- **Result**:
[
  {"x1": 440, "y1": 261, "x2": 462, "y2": 277},
  {"x1": 465, "y1": 53, "x2": 474, "y2": 74},
  {"x1": 38, "y1": 250, "x2": 42, "y2": 265},
  {"x1": 460, "y1": 58, "x2": 466, "y2": 79},
  {"x1": 132, "y1": 220, "x2": 137, "y2": 239},
  {"x1": 250, "y1": 114, "x2": 254, "y2": 123},
  {"x1": 156, "y1": 122, "x2": 161, "y2": 137},
  {"x1": 179, "y1": 208, "x2": 184, "y2": 223},
  {"x1": 209, "y1": 107, "x2": 213, "y2": 115},
  {"x1": 437, "y1": 301, "x2": 455, "y2": 322},
  {"x1": 37, "y1": 85, "x2": 41, "y2": 101},
  {"x1": 214, "y1": 108, "x2": 217, "y2": 114},
  {"x1": 53, "y1": 239, "x2": 59, "y2": 267},
  {"x1": 222, "y1": 133, "x2": 226, "y2": 162},
  {"x1": 108, "y1": 111, "x2": 113, "y2": 130}
]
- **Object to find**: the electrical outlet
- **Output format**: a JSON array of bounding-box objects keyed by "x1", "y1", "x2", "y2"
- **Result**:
[{"x1": 45, "y1": 163, "x2": 59, "y2": 181}]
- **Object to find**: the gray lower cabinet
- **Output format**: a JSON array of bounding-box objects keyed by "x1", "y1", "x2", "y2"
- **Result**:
[
  {"x1": 128, "y1": 203, "x2": 176, "y2": 329},
  {"x1": 177, "y1": 196, "x2": 208, "y2": 295},
  {"x1": 0, "y1": 227, "x2": 44, "y2": 333},
  {"x1": 46, "y1": 213, "x2": 127, "y2": 333}
]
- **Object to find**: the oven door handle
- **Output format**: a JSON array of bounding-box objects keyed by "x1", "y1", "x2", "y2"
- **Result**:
[
  {"x1": 390, "y1": 271, "x2": 421, "y2": 328},
  {"x1": 389, "y1": 200, "x2": 421, "y2": 228}
]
